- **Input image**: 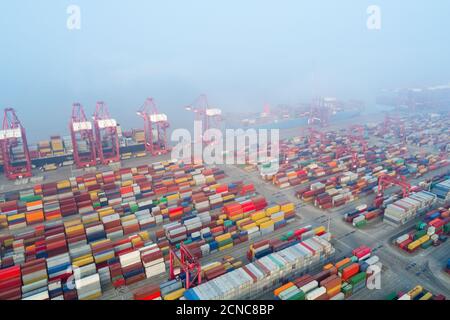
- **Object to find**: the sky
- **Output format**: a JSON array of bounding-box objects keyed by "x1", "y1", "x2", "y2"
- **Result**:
[{"x1": 0, "y1": 1, "x2": 449, "y2": 141}]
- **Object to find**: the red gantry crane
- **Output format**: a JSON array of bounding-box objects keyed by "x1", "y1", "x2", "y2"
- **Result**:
[
  {"x1": 70, "y1": 103, "x2": 97, "y2": 168},
  {"x1": 308, "y1": 97, "x2": 330, "y2": 127},
  {"x1": 0, "y1": 108, "x2": 32, "y2": 179},
  {"x1": 93, "y1": 101, "x2": 120, "y2": 165},
  {"x1": 185, "y1": 94, "x2": 222, "y2": 144},
  {"x1": 93, "y1": 101, "x2": 120, "y2": 164},
  {"x1": 374, "y1": 174, "x2": 411, "y2": 208},
  {"x1": 169, "y1": 243, "x2": 201, "y2": 289},
  {"x1": 137, "y1": 98, "x2": 170, "y2": 156}
]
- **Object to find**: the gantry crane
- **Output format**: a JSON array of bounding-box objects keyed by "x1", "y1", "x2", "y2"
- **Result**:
[
  {"x1": 308, "y1": 97, "x2": 330, "y2": 127},
  {"x1": 0, "y1": 108, "x2": 32, "y2": 179},
  {"x1": 70, "y1": 103, "x2": 97, "y2": 168},
  {"x1": 185, "y1": 94, "x2": 222, "y2": 144},
  {"x1": 137, "y1": 98, "x2": 170, "y2": 156},
  {"x1": 169, "y1": 243, "x2": 201, "y2": 289},
  {"x1": 335, "y1": 145, "x2": 359, "y2": 169},
  {"x1": 93, "y1": 101, "x2": 120, "y2": 164},
  {"x1": 374, "y1": 174, "x2": 411, "y2": 208}
]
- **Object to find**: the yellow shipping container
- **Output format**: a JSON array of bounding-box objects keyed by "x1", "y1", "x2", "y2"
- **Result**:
[
  {"x1": 280, "y1": 203, "x2": 295, "y2": 213},
  {"x1": 121, "y1": 180, "x2": 132, "y2": 187},
  {"x1": 166, "y1": 194, "x2": 180, "y2": 201},
  {"x1": 314, "y1": 226, "x2": 326, "y2": 234},
  {"x1": 407, "y1": 240, "x2": 421, "y2": 251},
  {"x1": 57, "y1": 180, "x2": 71, "y2": 190},
  {"x1": 8, "y1": 213, "x2": 25, "y2": 221},
  {"x1": 223, "y1": 194, "x2": 235, "y2": 202},
  {"x1": 203, "y1": 262, "x2": 221, "y2": 273},
  {"x1": 138, "y1": 231, "x2": 150, "y2": 241},
  {"x1": 255, "y1": 217, "x2": 270, "y2": 226},
  {"x1": 66, "y1": 225, "x2": 84, "y2": 235},
  {"x1": 418, "y1": 235, "x2": 430, "y2": 244},
  {"x1": 260, "y1": 221, "x2": 275, "y2": 229},
  {"x1": 230, "y1": 214, "x2": 244, "y2": 221},
  {"x1": 72, "y1": 255, "x2": 94, "y2": 267},
  {"x1": 251, "y1": 211, "x2": 266, "y2": 221},
  {"x1": 407, "y1": 285, "x2": 423, "y2": 299},
  {"x1": 265, "y1": 205, "x2": 281, "y2": 216},
  {"x1": 218, "y1": 243, "x2": 234, "y2": 251},
  {"x1": 98, "y1": 208, "x2": 115, "y2": 218},
  {"x1": 419, "y1": 292, "x2": 433, "y2": 300},
  {"x1": 242, "y1": 223, "x2": 257, "y2": 231},
  {"x1": 95, "y1": 252, "x2": 115, "y2": 263},
  {"x1": 215, "y1": 233, "x2": 231, "y2": 242}
]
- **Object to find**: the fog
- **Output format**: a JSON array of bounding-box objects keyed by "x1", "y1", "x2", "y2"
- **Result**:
[{"x1": 1, "y1": 1, "x2": 449, "y2": 141}]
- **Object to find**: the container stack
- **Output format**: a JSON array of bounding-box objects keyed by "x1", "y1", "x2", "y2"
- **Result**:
[
  {"x1": 0, "y1": 266, "x2": 22, "y2": 300},
  {"x1": 431, "y1": 179, "x2": 450, "y2": 202},
  {"x1": 21, "y1": 259, "x2": 48, "y2": 299},
  {"x1": 75, "y1": 273, "x2": 102, "y2": 300},
  {"x1": 140, "y1": 244, "x2": 166, "y2": 279},
  {"x1": 384, "y1": 191, "x2": 437, "y2": 226},
  {"x1": 184, "y1": 234, "x2": 335, "y2": 300},
  {"x1": 273, "y1": 246, "x2": 381, "y2": 300}
]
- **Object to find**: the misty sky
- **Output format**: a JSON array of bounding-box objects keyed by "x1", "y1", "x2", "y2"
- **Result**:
[{"x1": 0, "y1": 1, "x2": 449, "y2": 141}]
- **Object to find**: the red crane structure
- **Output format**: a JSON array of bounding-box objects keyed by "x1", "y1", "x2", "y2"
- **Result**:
[
  {"x1": 374, "y1": 174, "x2": 411, "y2": 208},
  {"x1": 70, "y1": 103, "x2": 97, "y2": 168},
  {"x1": 185, "y1": 94, "x2": 222, "y2": 144},
  {"x1": 335, "y1": 145, "x2": 359, "y2": 169},
  {"x1": 137, "y1": 98, "x2": 170, "y2": 156},
  {"x1": 169, "y1": 243, "x2": 201, "y2": 289},
  {"x1": 0, "y1": 108, "x2": 32, "y2": 179},
  {"x1": 308, "y1": 97, "x2": 330, "y2": 127},
  {"x1": 93, "y1": 101, "x2": 120, "y2": 164}
]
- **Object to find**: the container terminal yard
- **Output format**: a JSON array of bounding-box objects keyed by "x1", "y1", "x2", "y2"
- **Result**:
[
  {"x1": 0, "y1": 102, "x2": 449, "y2": 301},
  {"x1": 1, "y1": 1, "x2": 450, "y2": 308}
]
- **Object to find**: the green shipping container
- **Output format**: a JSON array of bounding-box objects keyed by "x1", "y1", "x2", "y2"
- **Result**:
[
  {"x1": 22, "y1": 195, "x2": 43, "y2": 202},
  {"x1": 342, "y1": 284, "x2": 353, "y2": 296},
  {"x1": 414, "y1": 230, "x2": 427, "y2": 240},
  {"x1": 130, "y1": 204, "x2": 139, "y2": 213},
  {"x1": 416, "y1": 222, "x2": 427, "y2": 230},
  {"x1": 287, "y1": 291, "x2": 305, "y2": 300},
  {"x1": 355, "y1": 220, "x2": 367, "y2": 228},
  {"x1": 349, "y1": 272, "x2": 366, "y2": 285},
  {"x1": 386, "y1": 292, "x2": 398, "y2": 300},
  {"x1": 218, "y1": 238, "x2": 233, "y2": 247},
  {"x1": 444, "y1": 223, "x2": 450, "y2": 233},
  {"x1": 224, "y1": 220, "x2": 234, "y2": 228}
]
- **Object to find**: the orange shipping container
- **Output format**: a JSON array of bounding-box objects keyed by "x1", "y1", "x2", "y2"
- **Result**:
[
  {"x1": 274, "y1": 282, "x2": 294, "y2": 297},
  {"x1": 26, "y1": 210, "x2": 44, "y2": 224}
]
